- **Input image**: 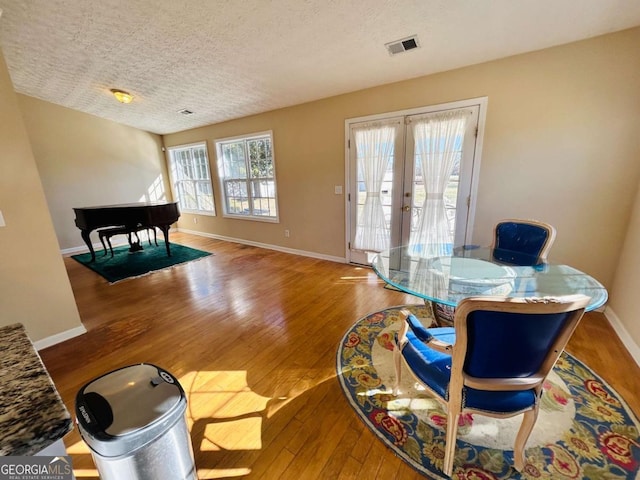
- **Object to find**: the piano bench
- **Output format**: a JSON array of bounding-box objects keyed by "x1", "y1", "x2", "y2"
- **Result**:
[{"x1": 98, "y1": 225, "x2": 158, "y2": 257}]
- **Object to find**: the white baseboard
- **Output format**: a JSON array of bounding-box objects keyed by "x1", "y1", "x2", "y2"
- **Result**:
[
  {"x1": 34, "y1": 325, "x2": 87, "y2": 351},
  {"x1": 604, "y1": 306, "x2": 640, "y2": 367},
  {"x1": 61, "y1": 243, "x2": 99, "y2": 256},
  {"x1": 177, "y1": 228, "x2": 347, "y2": 264},
  {"x1": 61, "y1": 237, "x2": 135, "y2": 256}
]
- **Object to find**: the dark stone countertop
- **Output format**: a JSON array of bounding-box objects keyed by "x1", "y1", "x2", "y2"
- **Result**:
[{"x1": 0, "y1": 323, "x2": 73, "y2": 455}]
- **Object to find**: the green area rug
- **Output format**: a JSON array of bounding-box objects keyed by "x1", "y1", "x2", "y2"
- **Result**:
[
  {"x1": 337, "y1": 305, "x2": 640, "y2": 479},
  {"x1": 71, "y1": 242, "x2": 211, "y2": 283}
]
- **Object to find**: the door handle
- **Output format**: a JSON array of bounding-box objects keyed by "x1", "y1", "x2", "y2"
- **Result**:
[{"x1": 402, "y1": 205, "x2": 411, "y2": 212}]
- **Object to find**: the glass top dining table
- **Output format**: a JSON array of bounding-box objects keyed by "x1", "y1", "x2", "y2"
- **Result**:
[{"x1": 371, "y1": 246, "x2": 608, "y2": 312}]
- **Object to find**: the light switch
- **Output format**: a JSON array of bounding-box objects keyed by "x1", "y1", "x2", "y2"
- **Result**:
[
  {"x1": 0, "y1": 210, "x2": 5, "y2": 227},
  {"x1": 335, "y1": 185, "x2": 343, "y2": 195}
]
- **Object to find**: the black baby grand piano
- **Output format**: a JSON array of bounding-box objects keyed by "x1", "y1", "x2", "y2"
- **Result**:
[{"x1": 74, "y1": 202, "x2": 180, "y2": 262}]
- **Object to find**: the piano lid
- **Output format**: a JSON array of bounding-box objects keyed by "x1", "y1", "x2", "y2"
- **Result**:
[{"x1": 74, "y1": 201, "x2": 178, "y2": 210}]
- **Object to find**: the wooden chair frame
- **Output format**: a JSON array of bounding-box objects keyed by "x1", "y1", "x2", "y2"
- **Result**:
[
  {"x1": 394, "y1": 294, "x2": 589, "y2": 476},
  {"x1": 491, "y1": 218, "x2": 557, "y2": 263}
]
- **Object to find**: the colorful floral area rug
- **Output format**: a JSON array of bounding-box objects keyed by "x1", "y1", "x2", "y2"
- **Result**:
[{"x1": 336, "y1": 305, "x2": 640, "y2": 479}]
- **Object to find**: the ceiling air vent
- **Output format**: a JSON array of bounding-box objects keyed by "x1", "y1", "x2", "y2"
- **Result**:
[
  {"x1": 179, "y1": 109, "x2": 194, "y2": 116},
  {"x1": 385, "y1": 35, "x2": 420, "y2": 56}
]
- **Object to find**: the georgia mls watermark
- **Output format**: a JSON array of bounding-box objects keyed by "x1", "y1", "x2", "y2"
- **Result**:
[{"x1": 0, "y1": 456, "x2": 73, "y2": 480}]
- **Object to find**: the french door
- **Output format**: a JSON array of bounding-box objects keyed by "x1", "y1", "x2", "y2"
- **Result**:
[{"x1": 346, "y1": 99, "x2": 485, "y2": 265}]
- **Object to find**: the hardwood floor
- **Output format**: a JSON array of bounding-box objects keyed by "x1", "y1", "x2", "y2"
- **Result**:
[{"x1": 40, "y1": 232, "x2": 640, "y2": 479}]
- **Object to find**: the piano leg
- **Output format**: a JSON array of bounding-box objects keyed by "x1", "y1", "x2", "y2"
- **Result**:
[
  {"x1": 99, "y1": 232, "x2": 109, "y2": 257},
  {"x1": 127, "y1": 230, "x2": 144, "y2": 252},
  {"x1": 81, "y1": 229, "x2": 97, "y2": 262},
  {"x1": 159, "y1": 225, "x2": 172, "y2": 256}
]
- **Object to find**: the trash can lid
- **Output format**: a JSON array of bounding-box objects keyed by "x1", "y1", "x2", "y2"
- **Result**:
[{"x1": 76, "y1": 364, "x2": 186, "y2": 440}]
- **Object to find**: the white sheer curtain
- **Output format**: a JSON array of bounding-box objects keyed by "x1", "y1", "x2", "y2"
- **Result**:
[
  {"x1": 353, "y1": 124, "x2": 397, "y2": 252},
  {"x1": 408, "y1": 110, "x2": 468, "y2": 258}
]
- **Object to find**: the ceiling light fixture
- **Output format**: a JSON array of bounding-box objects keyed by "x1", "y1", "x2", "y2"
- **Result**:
[{"x1": 110, "y1": 89, "x2": 134, "y2": 104}]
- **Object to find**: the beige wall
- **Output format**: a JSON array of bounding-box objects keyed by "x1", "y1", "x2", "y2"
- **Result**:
[
  {"x1": 0, "y1": 47, "x2": 83, "y2": 341},
  {"x1": 164, "y1": 27, "x2": 640, "y2": 291},
  {"x1": 609, "y1": 183, "x2": 640, "y2": 344},
  {"x1": 17, "y1": 95, "x2": 170, "y2": 250}
]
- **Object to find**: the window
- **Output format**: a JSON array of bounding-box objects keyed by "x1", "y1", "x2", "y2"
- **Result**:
[
  {"x1": 215, "y1": 131, "x2": 279, "y2": 221},
  {"x1": 167, "y1": 142, "x2": 215, "y2": 215}
]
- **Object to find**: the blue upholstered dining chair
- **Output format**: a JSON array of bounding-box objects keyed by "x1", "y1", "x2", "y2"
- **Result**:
[
  {"x1": 393, "y1": 294, "x2": 590, "y2": 476},
  {"x1": 492, "y1": 218, "x2": 556, "y2": 266},
  {"x1": 432, "y1": 219, "x2": 557, "y2": 327}
]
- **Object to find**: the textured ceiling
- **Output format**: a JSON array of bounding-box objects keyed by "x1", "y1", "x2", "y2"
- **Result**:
[{"x1": 1, "y1": 0, "x2": 639, "y2": 135}]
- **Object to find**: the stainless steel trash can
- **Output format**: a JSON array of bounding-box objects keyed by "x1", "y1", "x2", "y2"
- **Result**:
[{"x1": 75, "y1": 363, "x2": 196, "y2": 480}]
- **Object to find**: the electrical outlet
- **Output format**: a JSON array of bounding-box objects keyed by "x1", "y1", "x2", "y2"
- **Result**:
[
  {"x1": 193, "y1": 217, "x2": 198, "y2": 224},
  {"x1": 284, "y1": 229, "x2": 290, "y2": 238},
  {"x1": 0, "y1": 210, "x2": 5, "y2": 227}
]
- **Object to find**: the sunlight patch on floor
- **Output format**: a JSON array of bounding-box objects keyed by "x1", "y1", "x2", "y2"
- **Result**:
[
  {"x1": 71, "y1": 468, "x2": 100, "y2": 478},
  {"x1": 65, "y1": 440, "x2": 92, "y2": 455},
  {"x1": 200, "y1": 417, "x2": 263, "y2": 451},
  {"x1": 197, "y1": 467, "x2": 252, "y2": 479},
  {"x1": 180, "y1": 369, "x2": 273, "y2": 465},
  {"x1": 337, "y1": 275, "x2": 387, "y2": 285}
]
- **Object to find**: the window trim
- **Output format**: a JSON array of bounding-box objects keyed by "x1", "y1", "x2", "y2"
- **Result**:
[
  {"x1": 166, "y1": 141, "x2": 216, "y2": 216},
  {"x1": 214, "y1": 130, "x2": 280, "y2": 223}
]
